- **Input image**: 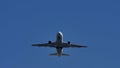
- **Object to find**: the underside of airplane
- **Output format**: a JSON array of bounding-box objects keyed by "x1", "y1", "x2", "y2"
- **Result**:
[{"x1": 32, "y1": 32, "x2": 87, "y2": 56}]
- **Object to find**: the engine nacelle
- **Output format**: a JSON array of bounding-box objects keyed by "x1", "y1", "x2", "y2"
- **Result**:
[
  {"x1": 68, "y1": 41, "x2": 71, "y2": 45},
  {"x1": 48, "y1": 41, "x2": 52, "y2": 44}
]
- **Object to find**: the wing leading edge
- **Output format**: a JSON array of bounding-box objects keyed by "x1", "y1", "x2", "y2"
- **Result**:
[
  {"x1": 32, "y1": 42, "x2": 56, "y2": 47},
  {"x1": 32, "y1": 43, "x2": 87, "y2": 48},
  {"x1": 70, "y1": 44, "x2": 87, "y2": 48},
  {"x1": 62, "y1": 43, "x2": 87, "y2": 48}
]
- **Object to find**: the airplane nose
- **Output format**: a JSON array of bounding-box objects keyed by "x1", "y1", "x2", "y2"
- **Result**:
[
  {"x1": 58, "y1": 32, "x2": 62, "y2": 35},
  {"x1": 57, "y1": 31, "x2": 63, "y2": 37}
]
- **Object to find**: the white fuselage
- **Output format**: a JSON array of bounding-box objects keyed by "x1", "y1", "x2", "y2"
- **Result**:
[
  {"x1": 56, "y1": 32, "x2": 63, "y2": 45},
  {"x1": 55, "y1": 32, "x2": 63, "y2": 56}
]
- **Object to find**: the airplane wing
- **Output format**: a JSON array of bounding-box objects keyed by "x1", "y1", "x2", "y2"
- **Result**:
[
  {"x1": 70, "y1": 44, "x2": 87, "y2": 48},
  {"x1": 63, "y1": 43, "x2": 87, "y2": 48},
  {"x1": 32, "y1": 43, "x2": 56, "y2": 47}
]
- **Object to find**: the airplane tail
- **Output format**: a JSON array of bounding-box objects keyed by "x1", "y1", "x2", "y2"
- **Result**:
[{"x1": 49, "y1": 53, "x2": 70, "y2": 56}]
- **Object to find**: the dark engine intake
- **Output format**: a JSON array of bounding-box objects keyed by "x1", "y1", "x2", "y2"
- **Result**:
[
  {"x1": 48, "y1": 41, "x2": 52, "y2": 44},
  {"x1": 68, "y1": 41, "x2": 71, "y2": 44}
]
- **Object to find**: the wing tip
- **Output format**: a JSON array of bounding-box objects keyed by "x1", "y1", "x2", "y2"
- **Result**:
[{"x1": 81, "y1": 46, "x2": 88, "y2": 48}]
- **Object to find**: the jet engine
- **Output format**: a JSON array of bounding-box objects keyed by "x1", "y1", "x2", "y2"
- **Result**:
[
  {"x1": 48, "y1": 41, "x2": 52, "y2": 44},
  {"x1": 68, "y1": 41, "x2": 71, "y2": 45}
]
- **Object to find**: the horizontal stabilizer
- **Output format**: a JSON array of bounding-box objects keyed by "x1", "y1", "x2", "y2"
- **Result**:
[{"x1": 49, "y1": 53, "x2": 70, "y2": 56}]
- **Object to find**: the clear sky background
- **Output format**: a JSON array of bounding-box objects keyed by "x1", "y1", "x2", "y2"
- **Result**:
[{"x1": 0, "y1": 0, "x2": 120, "y2": 68}]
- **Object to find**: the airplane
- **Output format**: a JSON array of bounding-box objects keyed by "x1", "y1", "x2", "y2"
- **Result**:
[{"x1": 32, "y1": 32, "x2": 87, "y2": 56}]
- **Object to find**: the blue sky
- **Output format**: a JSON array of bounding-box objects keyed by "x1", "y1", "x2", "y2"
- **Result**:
[{"x1": 0, "y1": 0, "x2": 120, "y2": 68}]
